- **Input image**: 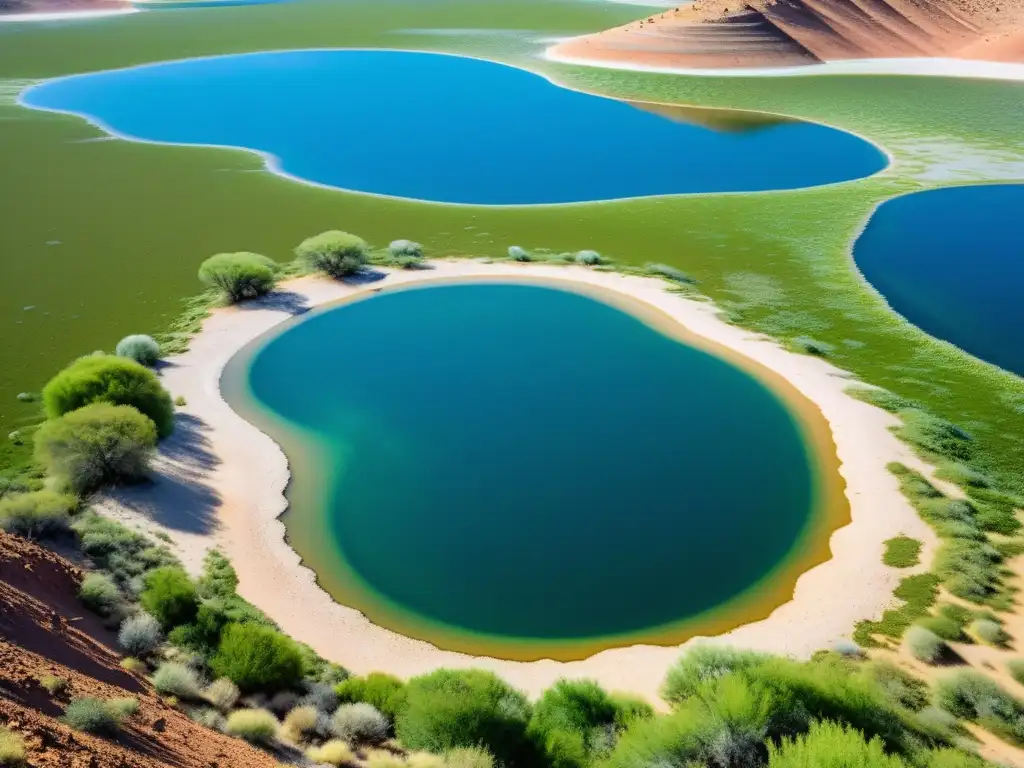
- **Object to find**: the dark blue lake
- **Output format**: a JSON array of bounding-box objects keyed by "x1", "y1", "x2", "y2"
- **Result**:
[
  {"x1": 21, "y1": 49, "x2": 887, "y2": 205},
  {"x1": 854, "y1": 185, "x2": 1024, "y2": 378}
]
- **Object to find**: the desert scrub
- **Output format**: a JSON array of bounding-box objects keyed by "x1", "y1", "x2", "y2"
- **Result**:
[
  {"x1": 39, "y1": 674, "x2": 68, "y2": 695},
  {"x1": 140, "y1": 566, "x2": 198, "y2": 629},
  {"x1": 306, "y1": 740, "x2": 355, "y2": 766},
  {"x1": 115, "y1": 334, "x2": 161, "y2": 367},
  {"x1": 210, "y1": 622, "x2": 304, "y2": 692},
  {"x1": 389, "y1": 239, "x2": 424, "y2": 259},
  {"x1": 916, "y1": 614, "x2": 966, "y2": 643},
  {"x1": 575, "y1": 249, "x2": 602, "y2": 266},
  {"x1": 198, "y1": 252, "x2": 277, "y2": 304},
  {"x1": 935, "y1": 670, "x2": 1024, "y2": 745},
  {"x1": 152, "y1": 661, "x2": 203, "y2": 699},
  {"x1": 225, "y1": 708, "x2": 279, "y2": 744},
  {"x1": 204, "y1": 678, "x2": 240, "y2": 711},
  {"x1": 883, "y1": 536, "x2": 922, "y2": 568},
  {"x1": 0, "y1": 726, "x2": 26, "y2": 765},
  {"x1": 106, "y1": 698, "x2": 139, "y2": 718},
  {"x1": 118, "y1": 612, "x2": 163, "y2": 656},
  {"x1": 296, "y1": 231, "x2": 368, "y2": 278},
  {"x1": 508, "y1": 245, "x2": 531, "y2": 262},
  {"x1": 331, "y1": 702, "x2": 389, "y2": 745},
  {"x1": 72, "y1": 512, "x2": 178, "y2": 592},
  {"x1": 904, "y1": 626, "x2": 946, "y2": 664},
  {"x1": 642, "y1": 262, "x2": 695, "y2": 285},
  {"x1": 444, "y1": 748, "x2": 495, "y2": 768},
  {"x1": 969, "y1": 618, "x2": 1007, "y2": 646},
  {"x1": 41, "y1": 354, "x2": 174, "y2": 438},
  {"x1": 1007, "y1": 660, "x2": 1024, "y2": 686},
  {"x1": 860, "y1": 662, "x2": 928, "y2": 711},
  {"x1": 0, "y1": 490, "x2": 75, "y2": 539},
  {"x1": 61, "y1": 698, "x2": 125, "y2": 735},
  {"x1": 281, "y1": 704, "x2": 321, "y2": 743},
  {"x1": 335, "y1": 672, "x2": 407, "y2": 722},
  {"x1": 767, "y1": 720, "x2": 905, "y2": 768},
  {"x1": 120, "y1": 657, "x2": 147, "y2": 674},
  {"x1": 79, "y1": 572, "x2": 122, "y2": 616},
  {"x1": 661, "y1": 645, "x2": 769, "y2": 705}
]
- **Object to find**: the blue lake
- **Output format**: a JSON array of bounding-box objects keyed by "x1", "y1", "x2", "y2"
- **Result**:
[
  {"x1": 854, "y1": 185, "x2": 1024, "y2": 378},
  {"x1": 20, "y1": 49, "x2": 887, "y2": 205}
]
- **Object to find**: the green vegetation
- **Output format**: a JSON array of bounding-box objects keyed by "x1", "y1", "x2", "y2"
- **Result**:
[
  {"x1": 73, "y1": 511, "x2": 177, "y2": 594},
  {"x1": 859, "y1": 661, "x2": 928, "y2": 712},
  {"x1": 210, "y1": 622, "x2": 304, "y2": 692},
  {"x1": 662, "y1": 645, "x2": 769, "y2": 705},
  {"x1": 336, "y1": 672, "x2": 408, "y2": 722},
  {"x1": 118, "y1": 612, "x2": 163, "y2": 656},
  {"x1": 0, "y1": 727, "x2": 26, "y2": 766},
  {"x1": 307, "y1": 740, "x2": 356, "y2": 765},
  {"x1": 296, "y1": 231, "x2": 368, "y2": 277},
  {"x1": 904, "y1": 627, "x2": 946, "y2": 664},
  {"x1": 331, "y1": 702, "x2": 390, "y2": 745},
  {"x1": 0, "y1": 490, "x2": 75, "y2": 538},
  {"x1": 853, "y1": 572, "x2": 939, "y2": 647},
  {"x1": 444, "y1": 747, "x2": 495, "y2": 768},
  {"x1": 78, "y1": 572, "x2": 122, "y2": 616},
  {"x1": 152, "y1": 661, "x2": 203, "y2": 699},
  {"x1": 1008, "y1": 660, "x2": 1024, "y2": 686},
  {"x1": 935, "y1": 671, "x2": 1024, "y2": 746},
  {"x1": 225, "y1": 708, "x2": 279, "y2": 743},
  {"x1": 575, "y1": 250, "x2": 602, "y2": 266},
  {"x1": 198, "y1": 252, "x2": 278, "y2": 303},
  {"x1": 968, "y1": 618, "x2": 1006, "y2": 646},
  {"x1": 883, "y1": 536, "x2": 921, "y2": 568},
  {"x1": 790, "y1": 336, "x2": 835, "y2": 357},
  {"x1": 140, "y1": 566, "x2": 199, "y2": 629},
  {"x1": 115, "y1": 334, "x2": 161, "y2": 367},
  {"x1": 203, "y1": 678, "x2": 241, "y2": 711},
  {"x1": 767, "y1": 720, "x2": 904, "y2": 768},
  {"x1": 61, "y1": 697, "x2": 131, "y2": 735},
  {"x1": 39, "y1": 674, "x2": 68, "y2": 696},
  {"x1": 41, "y1": 355, "x2": 174, "y2": 438},
  {"x1": 389, "y1": 239, "x2": 425, "y2": 260}
]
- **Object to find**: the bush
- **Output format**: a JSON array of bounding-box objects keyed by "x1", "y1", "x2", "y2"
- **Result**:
[
  {"x1": 0, "y1": 726, "x2": 26, "y2": 765},
  {"x1": 106, "y1": 698, "x2": 139, "y2": 718},
  {"x1": 168, "y1": 600, "x2": 230, "y2": 655},
  {"x1": 35, "y1": 403, "x2": 158, "y2": 495},
  {"x1": 575, "y1": 250, "x2": 602, "y2": 266},
  {"x1": 406, "y1": 754, "x2": 446, "y2": 768},
  {"x1": 198, "y1": 252, "x2": 277, "y2": 303},
  {"x1": 331, "y1": 702, "x2": 389, "y2": 745},
  {"x1": 397, "y1": 669, "x2": 534, "y2": 767},
  {"x1": 895, "y1": 409, "x2": 973, "y2": 463},
  {"x1": 210, "y1": 623, "x2": 304, "y2": 692},
  {"x1": 662, "y1": 645, "x2": 768, "y2": 705},
  {"x1": 508, "y1": 245, "x2": 531, "y2": 262},
  {"x1": 191, "y1": 707, "x2": 226, "y2": 732},
  {"x1": 301, "y1": 681, "x2": 339, "y2": 713},
  {"x1": 335, "y1": 672, "x2": 407, "y2": 721},
  {"x1": 389, "y1": 240, "x2": 424, "y2": 260},
  {"x1": 445, "y1": 747, "x2": 495, "y2": 768},
  {"x1": 79, "y1": 572, "x2": 121, "y2": 616},
  {"x1": 0, "y1": 491, "x2": 75, "y2": 539},
  {"x1": 115, "y1": 335, "x2": 161, "y2": 367},
  {"x1": 306, "y1": 739, "x2": 355, "y2": 765},
  {"x1": 281, "y1": 704, "x2": 321, "y2": 743},
  {"x1": 152, "y1": 661, "x2": 202, "y2": 699},
  {"x1": 644, "y1": 262, "x2": 694, "y2": 284},
  {"x1": 935, "y1": 670, "x2": 1020, "y2": 721},
  {"x1": 916, "y1": 615, "x2": 966, "y2": 643},
  {"x1": 792, "y1": 336, "x2": 835, "y2": 357},
  {"x1": 118, "y1": 612, "x2": 163, "y2": 656},
  {"x1": 883, "y1": 536, "x2": 922, "y2": 568},
  {"x1": 1008, "y1": 660, "x2": 1024, "y2": 686},
  {"x1": 120, "y1": 657, "x2": 147, "y2": 674},
  {"x1": 767, "y1": 720, "x2": 906, "y2": 767},
  {"x1": 41, "y1": 354, "x2": 174, "y2": 438},
  {"x1": 204, "y1": 677, "x2": 241, "y2": 711},
  {"x1": 61, "y1": 698, "x2": 123, "y2": 735},
  {"x1": 225, "y1": 708, "x2": 278, "y2": 744},
  {"x1": 905, "y1": 626, "x2": 946, "y2": 664},
  {"x1": 860, "y1": 662, "x2": 928, "y2": 711},
  {"x1": 39, "y1": 674, "x2": 68, "y2": 695},
  {"x1": 140, "y1": 567, "x2": 198, "y2": 629},
  {"x1": 970, "y1": 618, "x2": 1006, "y2": 646},
  {"x1": 529, "y1": 679, "x2": 626, "y2": 767},
  {"x1": 296, "y1": 231, "x2": 368, "y2": 278},
  {"x1": 364, "y1": 751, "x2": 405, "y2": 768}
]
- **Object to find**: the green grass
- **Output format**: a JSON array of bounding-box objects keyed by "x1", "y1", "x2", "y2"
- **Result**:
[
  {"x1": 853, "y1": 573, "x2": 939, "y2": 648},
  {"x1": 883, "y1": 536, "x2": 922, "y2": 568}
]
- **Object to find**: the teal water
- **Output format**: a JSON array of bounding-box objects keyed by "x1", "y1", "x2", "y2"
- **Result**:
[
  {"x1": 236, "y1": 282, "x2": 822, "y2": 647},
  {"x1": 20, "y1": 49, "x2": 887, "y2": 205}
]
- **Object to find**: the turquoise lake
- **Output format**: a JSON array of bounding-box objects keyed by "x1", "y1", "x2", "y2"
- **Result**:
[
  {"x1": 228, "y1": 282, "x2": 827, "y2": 655},
  {"x1": 854, "y1": 185, "x2": 1024, "y2": 378},
  {"x1": 20, "y1": 49, "x2": 887, "y2": 205}
]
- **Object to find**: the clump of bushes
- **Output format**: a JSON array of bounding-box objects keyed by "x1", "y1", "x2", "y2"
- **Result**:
[
  {"x1": 72, "y1": 512, "x2": 177, "y2": 593},
  {"x1": 34, "y1": 404, "x2": 157, "y2": 495},
  {"x1": 860, "y1": 661, "x2": 928, "y2": 712},
  {"x1": 905, "y1": 626, "x2": 946, "y2": 664},
  {"x1": 61, "y1": 698, "x2": 130, "y2": 735},
  {"x1": 0, "y1": 726, "x2": 26, "y2": 765},
  {"x1": 508, "y1": 246, "x2": 531, "y2": 262},
  {"x1": 661, "y1": 645, "x2": 768, "y2": 705},
  {"x1": 198, "y1": 252, "x2": 277, "y2": 304},
  {"x1": 204, "y1": 678, "x2": 241, "y2": 711},
  {"x1": 78, "y1": 572, "x2": 122, "y2": 616},
  {"x1": 115, "y1": 335, "x2": 161, "y2": 367},
  {"x1": 389, "y1": 240, "x2": 424, "y2": 260},
  {"x1": 335, "y1": 672, "x2": 407, "y2": 722},
  {"x1": 306, "y1": 739, "x2": 355, "y2": 765},
  {"x1": 444, "y1": 748, "x2": 495, "y2": 768},
  {"x1": 39, "y1": 674, "x2": 68, "y2": 696},
  {"x1": 152, "y1": 661, "x2": 203, "y2": 699},
  {"x1": 0, "y1": 490, "x2": 75, "y2": 539},
  {"x1": 225, "y1": 708, "x2": 279, "y2": 744},
  {"x1": 643, "y1": 263, "x2": 694, "y2": 285},
  {"x1": 296, "y1": 231, "x2": 368, "y2": 278},
  {"x1": 969, "y1": 618, "x2": 1006, "y2": 646},
  {"x1": 210, "y1": 623, "x2": 304, "y2": 692},
  {"x1": 575, "y1": 250, "x2": 602, "y2": 266},
  {"x1": 41, "y1": 354, "x2": 174, "y2": 438},
  {"x1": 118, "y1": 612, "x2": 163, "y2": 656},
  {"x1": 1008, "y1": 660, "x2": 1024, "y2": 686},
  {"x1": 140, "y1": 566, "x2": 199, "y2": 629},
  {"x1": 331, "y1": 702, "x2": 389, "y2": 745},
  {"x1": 281, "y1": 704, "x2": 322, "y2": 743},
  {"x1": 935, "y1": 670, "x2": 1024, "y2": 744},
  {"x1": 767, "y1": 720, "x2": 904, "y2": 768}
]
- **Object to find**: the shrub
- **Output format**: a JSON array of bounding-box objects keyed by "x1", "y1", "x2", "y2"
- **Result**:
[
  {"x1": 767, "y1": 720, "x2": 906, "y2": 768},
  {"x1": 445, "y1": 747, "x2": 495, "y2": 768},
  {"x1": 61, "y1": 698, "x2": 122, "y2": 734},
  {"x1": 168, "y1": 600, "x2": 230, "y2": 654},
  {"x1": 331, "y1": 702, "x2": 389, "y2": 745},
  {"x1": 39, "y1": 674, "x2": 68, "y2": 696},
  {"x1": 140, "y1": 567, "x2": 198, "y2": 629},
  {"x1": 210, "y1": 623, "x2": 304, "y2": 692},
  {"x1": 364, "y1": 750, "x2": 405, "y2": 768},
  {"x1": 644, "y1": 262, "x2": 694, "y2": 284},
  {"x1": 575, "y1": 250, "x2": 602, "y2": 266},
  {"x1": 204, "y1": 677, "x2": 241, "y2": 711},
  {"x1": 282, "y1": 704, "x2": 321, "y2": 743},
  {"x1": 35, "y1": 404, "x2": 158, "y2": 494},
  {"x1": 79, "y1": 572, "x2": 121, "y2": 616},
  {"x1": 905, "y1": 626, "x2": 946, "y2": 664},
  {"x1": 662, "y1": 645, "x2": 768, "y2": 705},
  {"x1": 191, "y1": 707, "x2": 226, "y2": 732},
  {"x1": 335, "y1": 672, "x2": 407, "y2": 721},
  {"x1": 106, "y1": 698, "x2": 139, "y2": 718},
  {"x1": 935, "y1": 670, "x2": 1021, "y2": 721},
  {"x1": 120, "y1": 657, "x2": 147, "y2": 674},
  {"x1": 970, "y1": 618, "x2": 1006, "y2": 646},
  {"x1": 508, "y1": 245, "x2": 531, "y2": 262},
  {"x1": 72, "y1": 512, "x2": 177, "y2": 592},
  {"x1": 389, "y1": 240, "x2": 424, "y2": 259},
  {"x1": 529, "y1": 678, "x2": 626, "y2": 767},
  {"x1": 860, "y1": 662, "x2": 928, "y2": 711},
  {"x1": 152, "y1": 661, "x2": 202, "y2": 699},
  {"x1": 1008, "y1": 660, "x2": 1024, "y2": 686},
  {"x1": 301, "y1": 681, "x2": 339, "y2": 713},
  {"x1": 935, "y1": 463, "x2": 991, "y2": 488},
  {"x1": 0, "y1": 726, "x2": 26, "y2": 765},
  {"x1": 833, "y1": 639, "x2": 862, "y2": 658},
  {"x1": 41, "y1": 355, "x2": 174, "y2": 438},
  {"x1": 398, "y1": 669, "x2": 534, "y2": 767},
  {"x1": 115, "y1": 335, "x2": 161, "y2": 367},
  {"x1": 792, "y1": 336, "x2": 835, "y2": 357},
  {"x1": 895, "y1": 409, "x2": 973, "y2": 463},
  {"x1": 225, "y1": 708, "x2": 279, "y2": 744},
  {"x1": 118, "y1": 612, "x2": 163, "y2": 656},
  {"x1": 198, "y1": 252, "x2": 277, "y2": 303},
  {"x1": 883, "y1": 536, "x2": 922, "y2": 568},
  {"x1": 296, "y1": 231, "x2": 368, "y2": 278},
  {"x1": 306, "y1": 739, "x2": 355, "y2": 766},
  {"x1": 916, "y1": 615, "x2": 965, "y2": 642},
  {"x1": 407, "y1": 754, "x2": 446, "y2": 768},
  {"x1": 0, "y1": 490, "x2": 75, "y2": 539}
]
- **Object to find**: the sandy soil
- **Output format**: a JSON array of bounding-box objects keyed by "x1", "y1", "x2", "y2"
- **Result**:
[{"x1": 98, "y1": 261, "x2": 943, "y2": 703}]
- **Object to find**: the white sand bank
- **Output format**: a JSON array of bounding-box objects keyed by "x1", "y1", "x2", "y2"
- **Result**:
[{"x1": 100, "y1": 261, "x2": 940, "y2": 702}]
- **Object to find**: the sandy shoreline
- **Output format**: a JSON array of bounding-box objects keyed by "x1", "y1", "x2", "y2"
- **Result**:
[{"x1": 99, "y1": 261, "x2": 940, "y2": 702}]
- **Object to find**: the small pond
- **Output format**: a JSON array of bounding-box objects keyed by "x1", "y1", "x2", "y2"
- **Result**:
[
  {"x1": 224, "y1": 281, "x2": 840, "y2": 659},
  {"x1": 854, "y1": 184, "x2": 1024, "y2": 378},
  {"x1": 20, "y1": 49, "x2": 887, "y2": 205}
]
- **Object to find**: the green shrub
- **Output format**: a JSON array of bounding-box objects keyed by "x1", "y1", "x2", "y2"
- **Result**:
[
  {"x1": 225, "y1": 708, "x2": 278, "y2": 744},
  {"x1": 969, "y1": 618, "x2": 1006, "y2": 646},
  {"x1": 106, "y1": 698, "x2": 139, "y2": 718},
  {"x1": 281, "y1": 704, "x2": 321, "y2": 743},
  {"x1": 925, "y1": 749, "x2": 990, "y2": 768},
  {"x1": 204, "y1": 677, "x2": 240, "y2": 711},
  {"x1": 883, "y1": 536, "x2": 922, "y2": 568},
  {"x1": 72, "y1": 512, "x2": 178, "y2": 591},
  {"x1": 336, "y1": 672, "x2": 407, "y2": 721},
  {"x1": 905, "y1": 626, "x2": 945, "y2": 664},
  {"x1": 120, "y1": 657, "x2": 147, "y2": 674},
  {"x1": 198, "y1": 252, "x2": 277, "y2": 303},
  {"x1": 894, "y1": 409, "x2": 973, "y2": 463},
  {"x1": 140, "y1": 566, "x2": 198, "y2": 629},
  {"x1": 61, "y1": 698, "x2": 123, "y2": 735},
  {"x1": 39, "y1": 674, "x2": 68, "y2": 696},
  {"x1": 643, "y1": 262, "x2": 694, "y2": 284},
  {"x1": 575, "y1": 250, "x2": 602, "y2": 266},
  {"x1": 1008, "y1": 660, "x2": 1024, "y2": 687},
  {"x1": 118, "y1": 612, "x2": 163, "y2": 656},
  {"x1": 331, "y1": 702, "x2": 389, "y2": 745},
  {"x1": 529, "y1": 678, "x2": 629, "y2": 767},
  {"x1": 0, "y1": 726, "x2": 26, "y2": 765},
  {"x1": 210, "y1": 623, "x2": 304, "y2": 692},
  {"x1": 860, "y1": 662, "x2": 928, "y2": 712},
  {"x1": 389, "y1": 240, "x2": 424, "y2": 260},
  {"x1": 296, "y1": 231, "x2": 368, "y2": 278},
  {"x1": 792, "y1": 336, "x2": 835, "y2": 357},
  {"x1": 115, "y1": 335, "x2": 161, "y2": 367},
  {"x1": 41, "y1": 355, "x2": 174, "y2": 438},
  {"x1": 397, "y1": 669, "x2": 534, "y2": 767},
  {"x1": 508, "y1": 245, "x2": 531, "y2": 262},
  {"x1": 935, "y1": 671, "x2": 1024, "y2": 742},
  {"x1": 306, "y1": 739, "x2": 355, "y2": 765},
  {"x1": 916, "y1": 615, "x2": 965, "y2": 643},
  {"x1": 935, "y1": 463, "x2": 991, "y2": 488},
  {"x1": 767, "y1": 720, "x2": 906, "y2": 767},
  {"x1": 79, "y1": 572, "x2": 121, "y2": 616},
  {"x1": 933, "y1": 538, "x2": 1001, "y2": 602},
  {"x1": 444, "y1": 747, "x2": 495, "y2": 768},
  {"x1": 152, "y1": 661, "x2": 202, "y2": 699},
  {"x1": 0, "y1": 490, "x2": 75, "y2": 539},
  {"x1": 662, "y1": 645, "x2": 768, "y2": 706}
]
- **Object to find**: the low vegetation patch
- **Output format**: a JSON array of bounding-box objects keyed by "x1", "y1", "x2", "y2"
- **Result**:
[
  {"x1": 115, "y1": 334, "x2": 161, "y2": 367},
  {"x1": 0, "y1": 490, "x2": 75, "y2": 539},
  {"x1": 225, "y1": 708, "x2": 279, "y2": 744},
  {"x1": 61, "y1": 697, "x2": 130, "y2": 735},
  {"x1": 331, "y1": 702, "x2": 389, "y2": 745},
  {"x1": 853, "y1": 572, "x2": 939, "y2": 648},
  {"x1": 198, "y1": 252, "x2": 277, "y2": 304},
  {"x1": 152, "y1": 661, "x2": 203, "y2": 699},
  {"x1": 210, "y1": 622, "x2": 304, "y2": 692},
  {"x1": 118, "y1": 612, "x2": 163, "y2": 656},
  {"x1": 883, "y1": 536, "x2": 922, "y2": 568},
  {"x1": 296, "y1": 231, "x2": 368, "y2": 278},
  {"x1": 0, "y1": 726, "x2": 26, "y2": 765},
  {"x1": 306, "y1": 739, "x2": 355, "y2": 765},
  {"x1": 335, "y1": 672, "x2": 407, "y2": 722},
  {"x1": 904, "y1": 626, "x2": 946, "y2": 664},
  {"x1": 936, "y1": 670, "x2": 1024, "y2": 745}
]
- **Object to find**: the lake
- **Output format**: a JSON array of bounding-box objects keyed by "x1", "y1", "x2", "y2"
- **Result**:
[
  {"x1": 224, "y1": 281, "x2": 839, "y2": 659},
  {"x1": 854, "y1": 185, "x2": 1024, "y2": 378},
  {"x1": 20, "y1": 49, "x2": 887, "y2": 205}
]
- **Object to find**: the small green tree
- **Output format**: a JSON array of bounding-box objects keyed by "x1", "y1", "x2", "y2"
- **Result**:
[
  {"x1": 34, "y1": 404, "x2": 157, "y2": 494},
  {"x1": 210, "y1": 623, "x2": 304, "y2": 692},
  {"x1": 41, "y1": 355, "x2": 174, "y2": 438},
  {"x1": 296, "y1": 231, "x2": 368, "y2": 278},
  {"x1": 198, "y1": 252, "x2": 277, "y2": 303},
  {"x1": 139, "y1": 566, "x2": 199, "y2": 630}
]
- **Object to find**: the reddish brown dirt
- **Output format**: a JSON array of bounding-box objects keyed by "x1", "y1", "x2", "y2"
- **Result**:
[
  {"x1": 549, "y1": 0, "x2": 1024, "y2": 68},
  {"x1": 0, "y1": 531, "x2": 279, "y2": 768}
]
